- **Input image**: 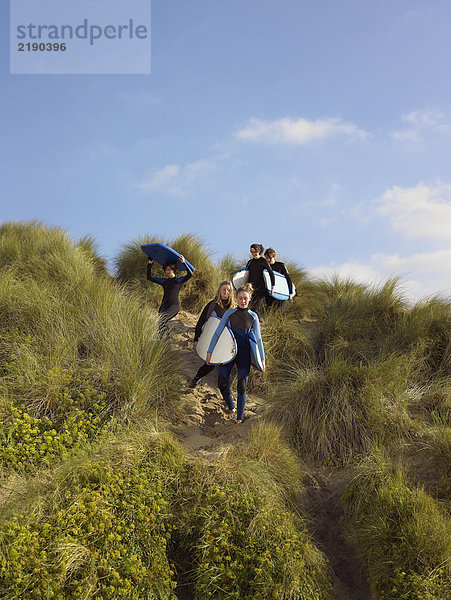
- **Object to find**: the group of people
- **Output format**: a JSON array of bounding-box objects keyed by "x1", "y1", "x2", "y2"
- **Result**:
[{"x1": 147, "y1": 243, "x2": 294, "y2": 423}]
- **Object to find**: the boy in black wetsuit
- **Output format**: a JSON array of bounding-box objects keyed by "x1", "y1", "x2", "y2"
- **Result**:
[
  {"x1": 147, "y1": 255, "x2": 193, "y2": 334},
  {"x1": 245, "y1": 243, "x2": 275, "y2": 315},
  {"x1": 264, "y1": 248, "x2": 294, "y2": 309}
]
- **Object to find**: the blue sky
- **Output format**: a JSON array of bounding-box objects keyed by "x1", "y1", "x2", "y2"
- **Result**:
[{"x1": 2, "y1": 0, "x2": 451, "y2": 300}]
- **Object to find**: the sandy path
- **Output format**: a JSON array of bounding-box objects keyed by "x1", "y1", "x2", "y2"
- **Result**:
[{"x1": 167, "y1": 311, "x2": 266, "y2": 459}]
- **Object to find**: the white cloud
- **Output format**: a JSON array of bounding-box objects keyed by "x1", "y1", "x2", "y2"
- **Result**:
[
  {"x1": 322, "y1": 183, "x2": 341, "y2": 207},
  {"x1": 135, "y1": 154, "x2": 226, "y2": 195},
  {"x1": 403, "y1": 109, "x2": 443, "y2": 126},
  {"x1": 235, "y1": 117, "x2": 368, "y2": 145},
  {"x1": 390, "y1": 128, "x2": 420, "y2": 142},
  {"x1": 391, "y1": 109, "x2": 451, "y2": 141},
  {"x1": 310, "y1": 261, "x2": 383, "y2": 286},
  {"x1": 328, "y1": 182, "x2": 451, "y2": 299},
  {"x1": 310, "y1": 248, "x2": 451, "y2": 301},
  {"x1": 136, "y1": 164, "x2": 183, "y2": 195},
  {"x1": 377, "y1": 182, "x2": 451, "y2": 243}
]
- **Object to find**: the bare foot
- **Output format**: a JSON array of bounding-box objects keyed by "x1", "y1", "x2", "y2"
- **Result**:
[
  {"x1": 236, "y1": 419, "x2": 242, "y2": 424},
  {"x1": 229, "y1": 408, "x2": 236, "y2": 414}
]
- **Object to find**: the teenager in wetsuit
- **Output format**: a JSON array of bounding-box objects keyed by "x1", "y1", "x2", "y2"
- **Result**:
[
  {"x1": 264, "y1": 247, "x2": 294, "y2": 309},
  {"x1": 246, "y1": 243, "x2": 275, "y2": 315},
  {"x1": 206, "y1": 283, "x2": 265, "y2": 423},
  {"x1": 189, "y1": 280, "x2": 236, "y2": 388},
  {"x1": 147, "y1": 255, "x2": 193, "y2": 334}
]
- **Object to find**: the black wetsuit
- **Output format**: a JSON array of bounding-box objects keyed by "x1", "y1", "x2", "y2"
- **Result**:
[
  {"x1": 147, "y1": 262, "x2": 193, "y2": 332},
  {"x1": 266, "y1": 261, "x2": 293, "y2": 309},
  {"x1": 245, "y1": 257, "x2": 275, "y2": 314},
  {"x1": 191, "y1": 299, "x2": 231, "y2": 385}
]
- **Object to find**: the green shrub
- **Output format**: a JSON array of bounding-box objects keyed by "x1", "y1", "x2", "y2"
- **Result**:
[
  {"x1": 343, "y1": 450, "x2": 451, "y2": 599},
  {"x1": 0, "y1": 462, "x2": 175, "y2": 599},
  {"x1": 0, "y1": 426, "x2": 186, "y2": 599},
  {"x1": 191, "y1": 482, "x2": 329, "y2": 600},
  {"x1": 0, "y1": 423, "x2": 330, "y2": 600},
  {"x1": 0, "y1": 371, "x2": 116, "y2": 475}
]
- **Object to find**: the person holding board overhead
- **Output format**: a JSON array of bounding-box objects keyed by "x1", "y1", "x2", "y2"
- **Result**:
[
  {"x1": 189, "y1": 280, "x2": 236, "y2": 388},
  {"x1": 264, "y1": 247, "x2": 294, "y2": 309},
  {"x1": 147, "y1": 254, "x2": 193, "y2": 335},
  {"x1": 246, "y1": 243, "x2": 275, "y2": 314},
  {"x1": 206, "y1": 283, "x2": 265, "y2": 423}
]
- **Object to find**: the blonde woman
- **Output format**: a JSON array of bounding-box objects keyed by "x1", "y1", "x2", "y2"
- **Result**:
[{"x1": 189, "y1": 281, "x2": 236, "y2": 388}]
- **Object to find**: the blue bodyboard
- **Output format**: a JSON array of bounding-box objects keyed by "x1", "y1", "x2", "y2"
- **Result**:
[{"x1": 141, "y1": 243, "x2": 195, "y2": 272}]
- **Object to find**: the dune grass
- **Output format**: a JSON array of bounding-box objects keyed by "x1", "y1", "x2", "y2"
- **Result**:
[
  {"x1": 217, "y1": 253, "x2": 247, "y2": 281},
  {"x1": 265, "y1": 276, "x2": 450, "y2": 463},
  {"x1": 1, "y1": 220, "x2": 449, "y2": 598},
  {"x1": 342, "y1": 449, "x2": 451, "y2": 600},
  {"x1": 213, "y1": 422, "x2": 305, "y2": 504},
  {"x1": 267, "y1": 353, "x2": 414, "y2": 463}
]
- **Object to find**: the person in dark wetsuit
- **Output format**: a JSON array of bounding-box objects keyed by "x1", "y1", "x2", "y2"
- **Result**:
[
  {"x1": 245, "y1": 243, "x2": 275, "y2": 315},
  {"x1": 206, "y1": 283, "x2": 265, "y2": 423},
  {"x1": 189, "y1": 280, "x2": 236, "y2": 388},
  {"x1": 264, "y1": 247, "x2": 294, "y2": 309},
  {"x1": 147, "y1": 254, "x2": 193, "y2": 335}
]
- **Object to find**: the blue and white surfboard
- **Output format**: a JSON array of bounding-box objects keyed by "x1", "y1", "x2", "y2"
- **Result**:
[
  {"x1": 249, "y1": 330, "x2": 264, "y2": 372},
  {"x1": 263, "y1": 269, "x2": 295, "y2": 301}
]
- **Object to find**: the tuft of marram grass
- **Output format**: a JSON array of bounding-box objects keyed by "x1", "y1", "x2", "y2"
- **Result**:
[
  {"x1": 267, "y1": 352, "x2": 416, "y2": 463},
  {"x1": 214, "y1": 422, "x2": 304, "y2": 504},
  {"x1": 75, "y1": 234, "x2": 108, "y2": 277},
  {"x1": 0, "y1": 222, "x2": 182, "y2": 418},
  {"x1": 217, "y1": 253, "x2": 246, "y2": 281}
]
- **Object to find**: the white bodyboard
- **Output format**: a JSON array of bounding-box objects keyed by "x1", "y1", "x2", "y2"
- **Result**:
[
  {"x1": 232, "y1": 269, "x2": 249, "y2": 290},
  {"x1": 196, "y1": 316, "x2": 237, "y2": 365}
]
